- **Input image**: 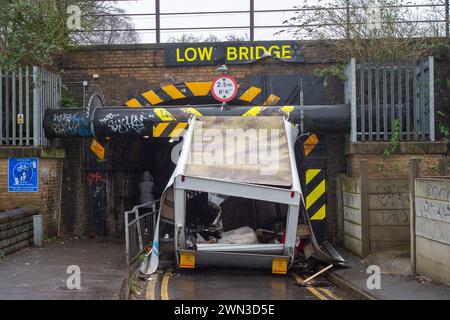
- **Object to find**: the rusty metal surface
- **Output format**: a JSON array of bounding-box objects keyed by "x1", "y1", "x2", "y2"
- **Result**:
[{"x1": 185, "y1": 116, "x2": 292, "y2": 187}]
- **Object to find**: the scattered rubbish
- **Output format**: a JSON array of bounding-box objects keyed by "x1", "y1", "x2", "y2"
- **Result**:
[
  {"x1": 297, "y1": 264, "x2": 333, "y2": 286},
  {"x1": 322, "y1": 241, "x2": 345, "y2": 263},
  {"x1": 416, "y1": 275, "x2": 432, "y2": 283},
  {"x1": 219, "y1": 226, "x2": 258, "y2": 245}
]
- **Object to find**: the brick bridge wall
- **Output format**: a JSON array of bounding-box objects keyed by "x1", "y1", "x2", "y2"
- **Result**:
[
  {"x1": 57, "y1": 43, "x2": 349, "y2": 241},
  {"x1": 60, "y1": 43, "x2": 344, "y2": 106}
]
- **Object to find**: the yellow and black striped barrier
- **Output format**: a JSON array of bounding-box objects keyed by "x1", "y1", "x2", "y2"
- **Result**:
[{"x1": 126, "y1": 81, "x2": 280, "y2": 108}]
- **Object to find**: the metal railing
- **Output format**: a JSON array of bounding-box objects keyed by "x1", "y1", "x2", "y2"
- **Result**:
[
  {"x1": 0, "y1": 66, "x2": 61, "y2": 147},
  {"x1": 346, "y1": 57, "x2": 435, "y2": 142},
  {"x1": 73, "y1": 0, "x2": 450, "y2": 43},
  {"x1": 124, "y1": 199, "x2": 160, "y2": 265}
]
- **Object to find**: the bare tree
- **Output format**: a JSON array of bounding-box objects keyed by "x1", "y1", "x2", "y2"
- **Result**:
[
  {"x1": 68, "y1": 1, "x2": 140, "y2": 45},
  {"x1": 281, "y1": 0, "x2": 447, "y2": 62}
]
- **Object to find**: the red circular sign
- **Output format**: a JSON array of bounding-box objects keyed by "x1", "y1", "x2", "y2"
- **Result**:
[{"x1": 210, "y1": 74, "x2": 238, "y2": 103}]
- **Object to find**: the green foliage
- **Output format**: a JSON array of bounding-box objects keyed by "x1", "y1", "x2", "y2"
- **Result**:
[
  {"x1": 0, "y1": 1, "x2": 140, "y2": 70},
  {"x1": 313, "y1": 64, "x2": 347, "y2": 88},
  {"x1": 383, "y1": 119, "x2": 400, "y2": 157},
  {"x1": 282, "y1": 0, "x2": 448, "y2": 62},
  {"x1": 0, "y1": 1, "x2": 70, "y2": 70},
  {"x1": 60, "y1": 87, "x2": 80, "y2": 108}
]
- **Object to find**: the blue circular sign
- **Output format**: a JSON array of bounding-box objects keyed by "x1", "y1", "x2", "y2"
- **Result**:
[{"x1": 13, "y1": 162, "x2": 34, "y2": 183}]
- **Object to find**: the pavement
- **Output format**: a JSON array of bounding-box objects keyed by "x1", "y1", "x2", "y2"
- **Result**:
[
  {"x1": 329, "y1": 247, "x2": 450, "y2": 300},
  {"x1": 0, "y1": 237, "x2": 127, "y2": 300},
  {"x1": 140, "y1": 267, "x2": 356, "y2": 300}
]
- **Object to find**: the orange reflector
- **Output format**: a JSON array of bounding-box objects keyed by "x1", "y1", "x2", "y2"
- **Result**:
[
  {"x1": 180, "y1": 251, "x2": 195, "y2": 269},
  {"x1": 272, "y1": 257, "x2": 288, "y2": 275}
]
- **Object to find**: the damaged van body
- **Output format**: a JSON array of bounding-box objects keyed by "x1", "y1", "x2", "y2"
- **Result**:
[{"x1": 143, "y1": 116, "x2": 336, "y2": 274}]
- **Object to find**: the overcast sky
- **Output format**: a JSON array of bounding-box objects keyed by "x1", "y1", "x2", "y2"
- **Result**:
[{"x1": 110, "y1": 0, "x2": 442, "y2": 43}]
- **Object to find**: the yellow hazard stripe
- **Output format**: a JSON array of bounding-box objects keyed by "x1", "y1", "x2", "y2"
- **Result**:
[
  {"x1": 185, "y1": 81, "x2": 211, "y2": 96},
  {"x1": 310, "y1": 204, "x2": 326, "y2": 220},
  {"x1": 280, "y1": 105, "x2": 294, "y2": 116},
  {"x1": 306, "y1": 180, "x2": 325, "y2": 210},
  {"x1": 239, "y1": 86, "x2": 262, "y2": 102},
  {"x1": 153, "y1": 123, "x2": 170, "y2": 137},
  {"x1": 169, "y1": 122, "x2": 188, "y2": 137},
  {"x1": 263, "y1": 94, "x2": 280, "y2": 105},
  {"x1": 154, "y1": 108, "x2": 176, "y2": 121},
  {"x1": 303, "y1": 133, "x2": 319, "y2": 156},
  {"x1": 306, "y1": 169, "x2": 321, "y2": 184},
  {"x1": 142, "y1": 90, "x2": 163, "y2": 105},
  {"x1": 242, "y1": 106, "x2": 263, "y2": 117},
  {"x1": 125, "y1": 98, "x2": 142, "y2": 108},
  {"x1": 162, "y1": 84, "x2": 185, "y2": 100},
  {"x1": 181, "y1": 107, "x2": 203, "y2": 117}
]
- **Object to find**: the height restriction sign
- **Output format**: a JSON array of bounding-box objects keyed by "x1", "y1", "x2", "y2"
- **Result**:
[{"x1": 211, "y1": 74, "x2": 238, "y2": 103}]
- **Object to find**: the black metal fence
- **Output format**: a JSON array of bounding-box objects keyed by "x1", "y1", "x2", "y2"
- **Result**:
[
  {"x1": 73, "y1": 0, "x2": 450, "y2": 43},
  {"x1": 346, "y1": 57, "x2": 435, "y2": 142}
]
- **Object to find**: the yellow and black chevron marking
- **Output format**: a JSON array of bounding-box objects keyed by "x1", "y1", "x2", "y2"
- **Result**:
[
  {"x1": 126, "y1": 81, "x2": 280, "y2": 108},
  {"x1": 152, "y1": 122, "x2": 188, "y2": 138},
  {"x1": 150, "y1": 105, "x2": 294, "y2": 137},
  {"x1": 305, "y1": 168, "x2": 326, "y2": 221},
  {"x1": 303, "y1": 133, "x2": 326, "y2": 222}
]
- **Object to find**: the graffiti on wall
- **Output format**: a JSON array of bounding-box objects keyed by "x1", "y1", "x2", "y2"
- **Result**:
[
  {"x1": 51, "y1": 112, "x2": 92, "y2": 137},
  {"x1": 98, "y1": 112, "x2": 146, "y2": 134},
  {"x1": 87, "y1": 171, "x2": 107, "y2": 236}
]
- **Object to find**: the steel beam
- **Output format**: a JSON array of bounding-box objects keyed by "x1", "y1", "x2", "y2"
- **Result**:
[{"x1": 43, "y1": 104, "x2": 351, "y2": 138}]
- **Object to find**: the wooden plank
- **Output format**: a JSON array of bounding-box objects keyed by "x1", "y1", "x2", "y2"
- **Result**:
[
  {"x1": 415, "y1": 178, "x2": 450, "y2": 202},
  {"x1": 344, "y1": 220, "x2": 362, "y2": 240},
  {"x1": 343, "y1": 192, "x2": 361, "y2": 209},
  {"x1": 343, "y1": 206, "x2": 361, "y2": 224},
  {"x1": 415, "y1": 197, "x2": 450, "y2": 223},
  {"x1": 368, "y1": 179, "x2": 409, "y2": 194},
  {"x1": 369, "y1": 193, "x2": 409, "y2": 210},
  {"x1": 344, "y1": 234, "x2": 362, "y2": 256},
  {"x1": 369, "y1": 226, "x2": 410, "y2": 242},
  {"x1": 369, "y1": 209, "x2": 409, "y2": 226},
  {"x1": 416, "y1": 216, "x2": 450, "y2": 245}
]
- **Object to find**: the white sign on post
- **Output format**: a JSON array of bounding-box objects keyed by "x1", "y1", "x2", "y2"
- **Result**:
[{"x1": 211, "y1": 74, "x2": 238, "y2": 103}]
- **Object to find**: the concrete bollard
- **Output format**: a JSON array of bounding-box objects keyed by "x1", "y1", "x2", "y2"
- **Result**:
[{"x1": 33, "y1": 214, "x2": 44, "y2": 247}]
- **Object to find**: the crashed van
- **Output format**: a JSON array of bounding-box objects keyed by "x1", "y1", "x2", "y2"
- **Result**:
[{"x1": 143, "y1": 116, "x2": 337, "y2": 274}]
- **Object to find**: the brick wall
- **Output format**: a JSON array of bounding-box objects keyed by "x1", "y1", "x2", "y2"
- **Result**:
[
  {"x1": 60, "y1": 43, "x2": 344, "y2": 106},
  {"x1": 0, "y1": 150, "x2": 64, "y2": 237},
  {"x1": 57, "y1": 43, "x2": 346, "y2": 239}
]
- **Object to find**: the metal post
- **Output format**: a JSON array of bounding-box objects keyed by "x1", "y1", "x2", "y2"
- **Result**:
[
  {"x1": 33, "y1": 214, "x2": 44, "y2": 247},
  {"x1": 33, "y1": 66, "x2": 41, "y2": 146},
  {"x1": 409, "y1": 157, "x2": 419, "y2": 275},
  {"x1": 350, "y1": 58, "x2": 357, "y2": 142},
  {"x1": 125, "y1": 211, "x2": 130, "y2": 264},
  {"x1": 5, "y1": 70, "x2": 9, "y2": 145},
  {"x1": 0, "y1": 67, "x2": 2, "y2": 145},
  {"x1": 428, "y1": 56, "x2": 435, "y2": 141},
  {"x1": 25, "y1": 67, "x2": 30, "y2": 145},
  {"x1": 12, "y1": 71, "x2": 16, "y2": 145},
  {"x1": 250, "y1": 0, "x2": 255, "y2": 41},
  {"x1": 346, "y1": 0, "x2": 350, "y2": 39},
  {"x1": 155, "y1": 0, "x2": 160, "y2": 43},
  {"x1": 446, "y1": 0, "x2": 449, "y2": 38}
]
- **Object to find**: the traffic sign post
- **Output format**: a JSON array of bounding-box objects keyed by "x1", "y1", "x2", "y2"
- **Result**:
[{"x1": 210, "y1": 74, "x2": 238, "y2": 103}]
